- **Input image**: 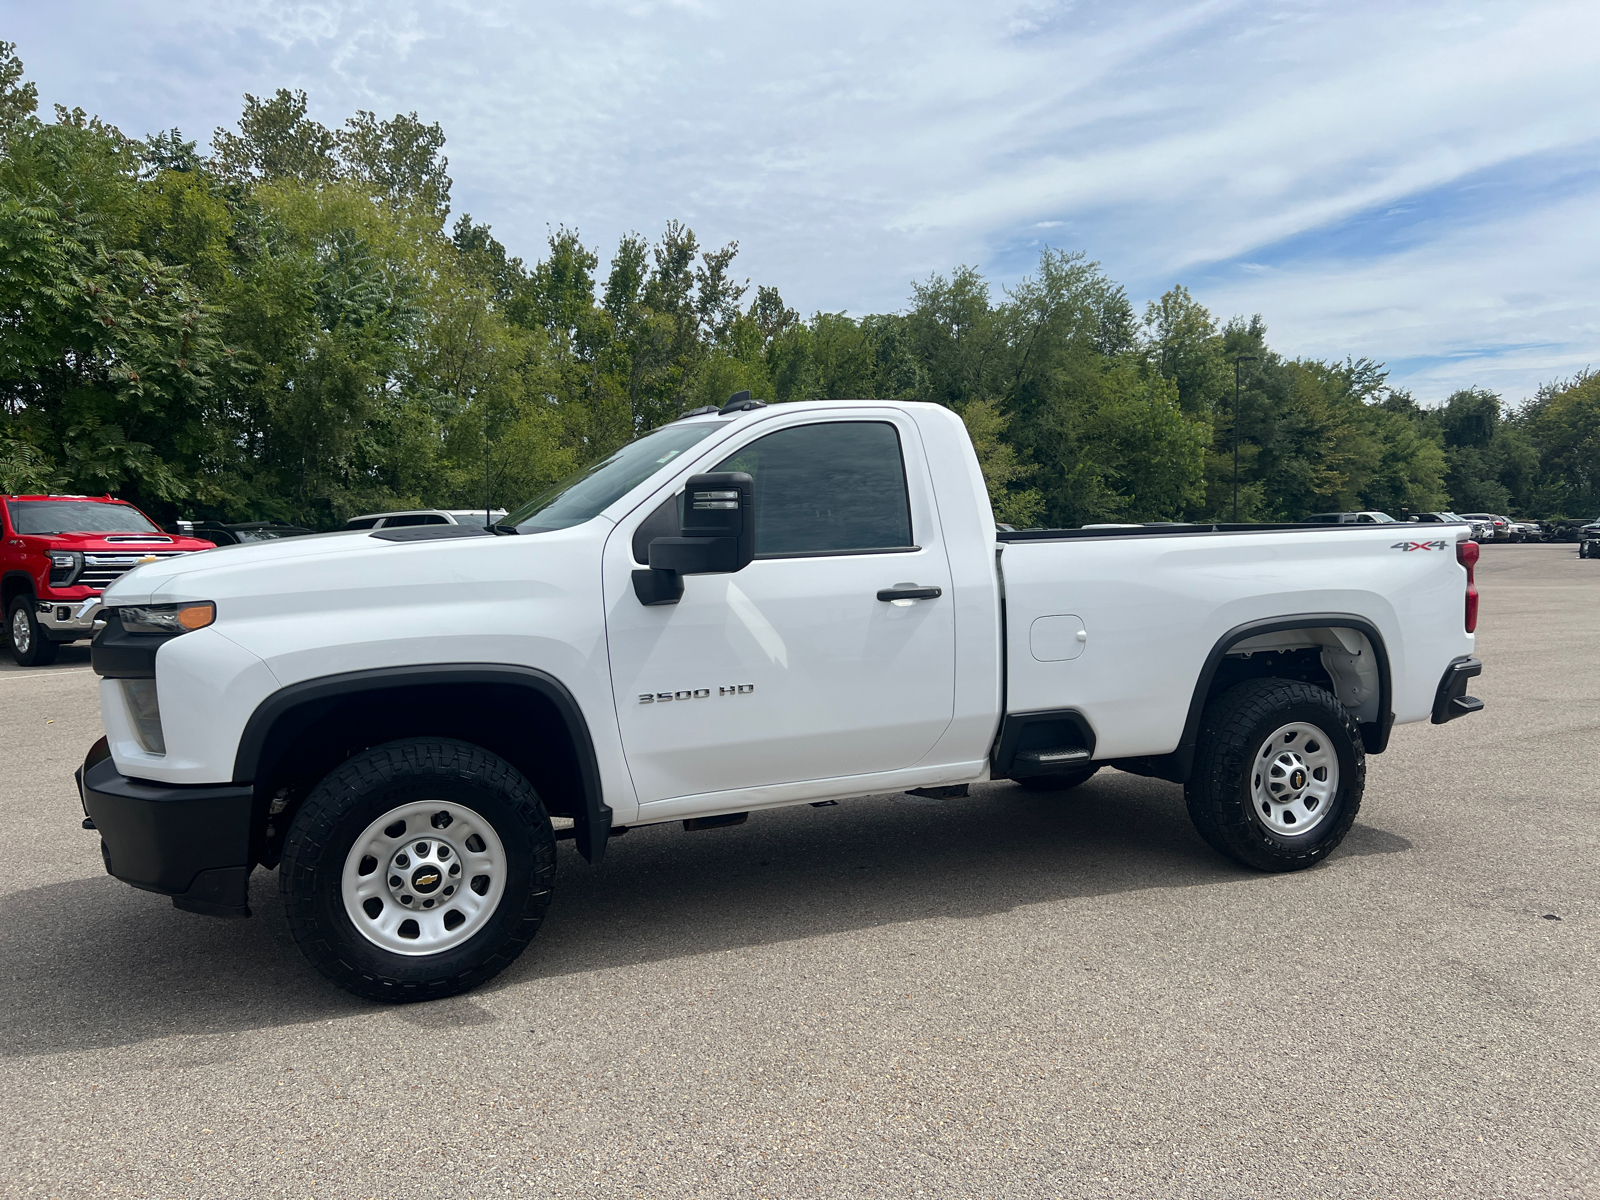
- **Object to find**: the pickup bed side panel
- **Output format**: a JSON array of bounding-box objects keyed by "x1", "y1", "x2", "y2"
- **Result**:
[{"x1": 1002, "y1": 528, "x2": 1474, "y2": 760}]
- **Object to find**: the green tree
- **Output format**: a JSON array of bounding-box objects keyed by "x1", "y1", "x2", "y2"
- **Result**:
[{"x1": 1520, "y1": 371, "x2": 1600, "y2": 517}]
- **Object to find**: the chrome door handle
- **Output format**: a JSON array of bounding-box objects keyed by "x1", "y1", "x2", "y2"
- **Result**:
[{"x1": 876, "y1": 583, "x2": 942, "y2": 602}]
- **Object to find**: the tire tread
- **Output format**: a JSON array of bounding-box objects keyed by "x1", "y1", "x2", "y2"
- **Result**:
[
  {"x1": 1186, "y1": 678, "x2": 1364, "y2": 872},
  {"x1": 280, "y1": 738, "x2": 556, "y2": 1002}
]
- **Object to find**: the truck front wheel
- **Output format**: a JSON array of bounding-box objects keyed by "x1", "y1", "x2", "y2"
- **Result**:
[
  {"x1": 279, "y1": 739, "x2": 557, "y2": 1002},
  {"x1": 1186, "y1": 679, "x2": 1364, "y2": 872},
  {"x1": 8, "y1": 598, "x2": 59, "y2": 667}
]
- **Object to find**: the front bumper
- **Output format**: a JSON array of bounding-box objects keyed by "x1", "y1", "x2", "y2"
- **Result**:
[
  {"x1": 77, "y1": 739, "x2": 255, "y2": 917},
  {"x1": 1431, "y1": 656, "x2": 1484, "y2": 724},
  {"x1": 37, "y1": 597, "x2": 102, "y2": 641}
]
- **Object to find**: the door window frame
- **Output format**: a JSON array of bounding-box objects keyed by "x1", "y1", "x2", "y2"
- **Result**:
[{"x1": 615, "y1": 408, "x2": 943, "y2": 568}]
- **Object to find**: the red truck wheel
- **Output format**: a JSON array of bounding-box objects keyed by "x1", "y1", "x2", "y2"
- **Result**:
[{"x1": 8, "y1": 598, "x2": 59, "y2": 667}]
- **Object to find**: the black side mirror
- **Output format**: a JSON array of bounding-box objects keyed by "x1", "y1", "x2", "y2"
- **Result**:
[{"x1": 631, "y1": 472, "x2": 755, "y2": 606}]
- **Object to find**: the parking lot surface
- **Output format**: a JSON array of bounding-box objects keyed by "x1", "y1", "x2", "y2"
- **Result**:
[{"x1": 2, "y1": 544, "x2": 1596, "y2": 1198}]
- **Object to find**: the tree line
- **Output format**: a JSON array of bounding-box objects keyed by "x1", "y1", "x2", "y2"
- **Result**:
[{"x1": 2, "y1": 44, "x2": 1596, "y2": 530}]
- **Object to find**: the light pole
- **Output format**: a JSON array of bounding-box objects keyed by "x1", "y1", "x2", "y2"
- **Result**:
[{"x1": 1232, "y1": 355, "x2": 1258, "y2": 522}]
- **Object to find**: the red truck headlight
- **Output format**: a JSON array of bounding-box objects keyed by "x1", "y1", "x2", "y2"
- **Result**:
[{"x1": 48, "y1": 551, "x2": 83, "y2": 587}]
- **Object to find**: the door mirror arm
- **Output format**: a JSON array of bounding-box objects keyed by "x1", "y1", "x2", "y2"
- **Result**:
[{"x1": 631, "y1": 471, "x2": 754, "y2": 606}]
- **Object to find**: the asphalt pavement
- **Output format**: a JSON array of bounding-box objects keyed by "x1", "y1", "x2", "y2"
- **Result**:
[{"x1": 2, "y1": 543, "x2": 1596, "y2": 1199}]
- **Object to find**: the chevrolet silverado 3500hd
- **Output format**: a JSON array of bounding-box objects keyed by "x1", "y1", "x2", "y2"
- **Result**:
[{"x1": 77, "y1": 398, "x2": 1484, "y2": 1000}]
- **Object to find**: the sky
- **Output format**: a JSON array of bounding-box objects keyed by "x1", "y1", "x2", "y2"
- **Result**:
[{"x1": 6, "y1": 0, "x2": 1598, "y2": 405}]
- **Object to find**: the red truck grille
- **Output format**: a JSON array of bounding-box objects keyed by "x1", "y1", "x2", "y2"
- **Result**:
[{"x1": 79, "y1": 551, "x2": 190, "y2": 591}]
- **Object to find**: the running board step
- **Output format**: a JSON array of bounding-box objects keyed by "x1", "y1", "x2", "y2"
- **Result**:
[{"x1": 1014, "y1": 747, "x2": 1092, "y2": 769}]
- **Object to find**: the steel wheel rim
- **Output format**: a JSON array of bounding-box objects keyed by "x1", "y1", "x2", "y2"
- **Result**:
[
  {"x1": 341, "y1": 800, "x2": 508, "y2": 956},
  {"x1": 11, "y1": 608, "x2": 30, "y2": 654},
  {"x1": 1249, "y1": 721, "x2": 1339, "y2": 837}
]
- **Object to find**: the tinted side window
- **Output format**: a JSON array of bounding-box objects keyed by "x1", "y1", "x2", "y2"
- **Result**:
[
  {"x1": 345, "y1": 518, "x2": 380, "y2": 529},
  {"x1": 715, "y1": 421, "x2": 913, "y2": 557},
  {"x1": 382, "y1": 514, "x2": 448, "y2": 528}
]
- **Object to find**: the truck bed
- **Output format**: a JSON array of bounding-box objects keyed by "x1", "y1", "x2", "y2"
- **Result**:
[{"x1": 996, "y1": 521, "x2": 1474, "y2": 765}]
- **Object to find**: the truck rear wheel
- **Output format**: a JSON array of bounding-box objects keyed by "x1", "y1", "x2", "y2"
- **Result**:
[
  {"x1": 279, "y1": 738, "x2": 556, "y2": 1002},
  {"x1": 1186, "y1": 679, "x2": 1364, "y2": 872},
  {"x1": 8, "y1": 597, "x2": 59, "y2": 667}
]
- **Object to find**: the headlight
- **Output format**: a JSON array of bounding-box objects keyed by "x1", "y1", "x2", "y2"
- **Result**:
[
  {"x1": 48, "y1": 551, "x2": 83, "y2": 587},
  {"x1": 116, "y1": 601, "x2": 216, "y2": 635}
]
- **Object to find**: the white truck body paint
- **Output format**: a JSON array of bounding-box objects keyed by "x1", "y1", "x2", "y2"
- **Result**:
[{"x1": 96, "y1": 399, "x2": 1476, "y2": 826}]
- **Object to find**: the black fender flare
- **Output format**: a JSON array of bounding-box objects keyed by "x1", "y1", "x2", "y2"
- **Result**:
[
  {"x1": 1114, "y1": 613, "x2": 1393, "y2": 784},
  {"x1": 2, "y1": 568, "x2": 39, "y2": 606},
  {"x1": 232, "y1": 663, "x2": 613, "y2": 864}
]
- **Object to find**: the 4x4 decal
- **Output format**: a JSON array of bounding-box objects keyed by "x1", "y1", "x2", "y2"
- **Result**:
[{"x1": 1392, "y1": 540, "x2": 1447, "y2": 551}]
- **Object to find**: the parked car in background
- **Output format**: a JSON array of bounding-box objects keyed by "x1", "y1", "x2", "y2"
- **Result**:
[
  {"x1": 1578, "y1": 522, "x2": 1600, "y2": 559},
  {"x1": 1, "y1": 494, "x2": 216, "y2": 666},
  {"x1": 345, "y1": 509, "x2": 508, "y2": 531},
  {"x1": 1458, "y1": 514, "x2": 1511, "y2": 542},
  {"x1": 1510, "y1": 520, "x2": 1548, "y2": 543},
  {"x1": 173, "y1": 521, "x2": 314, "y2": 547},
  {"x1": 1549, "y1": 517, "x2": 1600, "y2": 542},
  {"x1": 1300, "y1": 511, "x2": 1397, "y2": 524},
  {"x1": 1407, "y1": 512, "x2": 1484, "y2": 539}
]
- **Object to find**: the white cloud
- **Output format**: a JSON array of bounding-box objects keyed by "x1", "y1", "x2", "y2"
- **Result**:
[
  {"x1": 6, "y1": 0, "x2": 1597, "y2": 395},
  {"x1": 1197, "y1": 189, "x2": 1600, "y2": 403}
]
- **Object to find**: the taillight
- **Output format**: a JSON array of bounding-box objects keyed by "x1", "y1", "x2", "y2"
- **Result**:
[{"x1": 1457, "y1": 537, "x2": 1479, "y2": 632}]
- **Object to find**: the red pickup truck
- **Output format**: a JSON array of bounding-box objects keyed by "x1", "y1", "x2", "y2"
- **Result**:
[{"x1": 1, "y1": 494, "x2": 216, "y2": 666}]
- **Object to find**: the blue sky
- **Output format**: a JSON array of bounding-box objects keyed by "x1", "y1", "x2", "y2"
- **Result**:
[{"x1": 6, "y1": 0, "x2": 1597, "y2": 405}]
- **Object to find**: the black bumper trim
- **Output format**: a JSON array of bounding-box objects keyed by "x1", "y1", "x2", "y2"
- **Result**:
[
  {"x1": 79, "y1": 751, "x2": 255, "y2": 916},
  {"x1": 1431, "y1": 656, "x2": 1484, "y2": 724}
]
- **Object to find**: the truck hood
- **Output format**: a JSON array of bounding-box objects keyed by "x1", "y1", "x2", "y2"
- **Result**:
[
  {"x1": 97, "y1": 523, "x2": 606, "y2": 608},
  {"x1": 31, "y1": 531, "x2": 217, "y2": 553},
  {"x1": 100, "y1": 529, "x2": 388, "y2": 603}
]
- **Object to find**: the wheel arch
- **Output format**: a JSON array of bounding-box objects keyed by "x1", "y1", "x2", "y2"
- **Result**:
[
  {"x1": 234, "y1": 664, "x2": 611, "y2": 867},
  {"x1": 1113, "y1": 613, "x2": 1393, "y2": 785},
  {"x1": 3, "y1": 569, "x2": 37, "y2": 612}
]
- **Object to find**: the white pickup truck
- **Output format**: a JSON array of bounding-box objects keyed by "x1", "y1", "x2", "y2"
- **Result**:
[{"x1": 78, "y1": 397, "x2": 1484, "y2": 1000}]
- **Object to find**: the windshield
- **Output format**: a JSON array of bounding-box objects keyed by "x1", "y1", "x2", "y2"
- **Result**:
[
  {"x1": 6, "y1": 500, "x2": 159, "y2": 535},
  {"x1": 502, "y1": 421, "x2": 729, "y2": 534},
  {"x1": 234, "y1": 528, "x2": 301, "y2": 542}
]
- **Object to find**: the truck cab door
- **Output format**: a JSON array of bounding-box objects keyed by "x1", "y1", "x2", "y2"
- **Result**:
[{"x1": 601, "y1": 411, "x2": 956, "y2": 808}]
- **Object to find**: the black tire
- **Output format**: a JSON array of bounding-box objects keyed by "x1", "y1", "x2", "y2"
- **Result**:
[
  {"x1": 1014, "y1": 765, "x2": 1101, "y2": 792},
  {"x1": 7, "y1": 597, "x2": 59, "y2": 667},
  {"x1": 1185, "y1": 678, "x2": 1364, "y2": 872},
  {"x1": 280, "y1": 738, "x2": 557, "y2": 1002}
]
